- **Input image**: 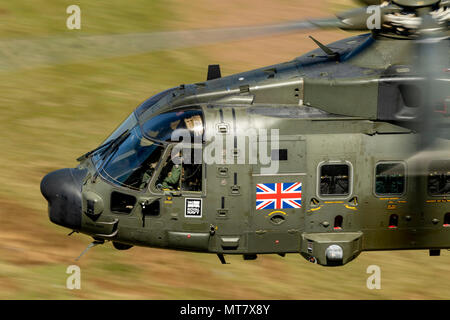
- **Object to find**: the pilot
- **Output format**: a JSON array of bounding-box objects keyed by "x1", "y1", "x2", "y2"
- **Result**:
[
  {"x1": 140, "y1": 161, "x2": 158, "y2": 189},
  {"x1": 160, "y1": 163, "x2": 182, "y2": 190},
  {"x1": 158, "y1": 152, "x2": 183, "y2": 190}
]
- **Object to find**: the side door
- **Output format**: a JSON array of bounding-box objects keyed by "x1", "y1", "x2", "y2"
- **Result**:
[
  {"x1": 305, "y1": 158, "x2": 358, "y2": 234},
  {"x1": 132, "y1": 146, "x2": 170, "y2": 248},
  {"x1": 150, "y1": 144, "x2": 209, "y2": 251}
]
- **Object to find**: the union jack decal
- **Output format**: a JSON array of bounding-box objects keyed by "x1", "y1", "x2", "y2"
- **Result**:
[{"x1": 256, "y1": 182, "x2": 302, "y2": 210}]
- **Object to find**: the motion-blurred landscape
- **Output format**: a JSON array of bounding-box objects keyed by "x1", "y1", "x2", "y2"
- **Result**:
[{"x1": 0, "y1": 0, "x2": 449, "y2": 299}]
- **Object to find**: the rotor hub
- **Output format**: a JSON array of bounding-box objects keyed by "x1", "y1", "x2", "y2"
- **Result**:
[{"x1": 380, "y1": 1, "x2": 449, "y2": 38}]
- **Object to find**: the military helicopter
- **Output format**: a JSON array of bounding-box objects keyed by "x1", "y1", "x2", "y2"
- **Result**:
[{"x1": 40, "y1": 0, "x2": 449, "y2": 266}]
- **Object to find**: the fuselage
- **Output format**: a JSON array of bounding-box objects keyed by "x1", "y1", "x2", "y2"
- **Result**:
[{"x1": 41, "y1": 33, "x2": 450, "y2": 266}]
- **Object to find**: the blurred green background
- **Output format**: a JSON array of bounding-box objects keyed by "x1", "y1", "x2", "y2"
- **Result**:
[{"x1": 0, "y1": 0, "x2": 449, "y2": 299}]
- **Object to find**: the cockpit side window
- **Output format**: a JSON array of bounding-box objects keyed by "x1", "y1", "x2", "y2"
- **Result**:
[
  {"x1": 155, "y1": 147, "x2": 202, "y2": 192},
  {"x1": 138, "y1": 146, "x2": 164, "y2": 190},
  {"x1": 181, "y1": 147, "x2": 202, "y2": 192},
  {"x1": 156, "y1": 155, "x2": 182, "y2": 191},
  {"x1": 428, "y1": 160, "x2": 450, "y2": 196}
]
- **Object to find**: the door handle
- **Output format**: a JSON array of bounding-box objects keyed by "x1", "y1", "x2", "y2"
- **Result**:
[{"x1": 138, "y1": 198, "x2": 161, "y2": 228}]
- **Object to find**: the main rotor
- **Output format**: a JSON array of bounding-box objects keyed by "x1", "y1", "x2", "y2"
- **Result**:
[{"x1": 318, "y1": 0, "x2": 450, "y2": 39}]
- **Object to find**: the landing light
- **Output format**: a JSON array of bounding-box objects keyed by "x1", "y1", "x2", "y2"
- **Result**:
[{"x1": 325, "y1": 244, "x2": 343, "y2": 262}]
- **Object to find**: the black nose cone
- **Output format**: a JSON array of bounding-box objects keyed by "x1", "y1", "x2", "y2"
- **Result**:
[{"x1": 41, "y1": 168, "x2": 87, "y2": 230}]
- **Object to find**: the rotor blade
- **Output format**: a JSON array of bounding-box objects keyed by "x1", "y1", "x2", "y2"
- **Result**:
[
  {"x1": 0, "y1": 17, "x2": 343, "y2": 73},
  {"x1": 414, "y1": 11, "x2": 450, "y2": 150},
  {"x1": 406, "y1": 8, "x2": 449, "y2": 217}
]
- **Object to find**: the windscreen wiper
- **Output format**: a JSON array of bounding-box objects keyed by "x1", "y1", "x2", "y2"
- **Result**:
[
  {"x1": 76, "y1": 129, "x2": 130, "y2": 162},
  {"x1": 100, "y1": 129, "x2": 130, "y2": 161},
  {"x1": 92, "y1": 129, "x2": 131, "y2": 182},
  {"x1": 76, "y1": 139, "x2": 114, "y2": 162}
]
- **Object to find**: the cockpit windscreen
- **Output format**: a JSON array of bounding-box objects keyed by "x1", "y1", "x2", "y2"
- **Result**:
[{"x1": 98, "y1": 126, "x2": 164, "y2": 190}]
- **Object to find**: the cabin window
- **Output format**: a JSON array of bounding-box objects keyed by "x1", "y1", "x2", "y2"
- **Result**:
[
  {"x1": 375, "y1": 162, "x2": 406, "y2": 196},
  {"x1": 319, "y1": 163, "x2": 350, "y2": 196},
  {"x1": 444, "y1": 213, "x2": 450, "y2": 227},
  {"x1": 389, "y1": 214, "x2": 399, "y2": 228},
  {"x1": 428, "y1": 160, "x2": 450, "y2": 196},
  {"x1": 110, "y1": 192, "x2": 136, "y2": 214}
]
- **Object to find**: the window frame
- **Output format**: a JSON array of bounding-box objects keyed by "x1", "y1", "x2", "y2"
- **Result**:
[
  {"x1": 316, "y1": 160, "x2": 353, "y2": 200},
  {"x1": 373, "y1": 161, "x2": 407, "y2": 198}
]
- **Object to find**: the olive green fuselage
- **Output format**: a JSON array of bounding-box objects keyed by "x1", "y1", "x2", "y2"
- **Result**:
[{"x1": 65, "y1": 33, "x2": 450, "y2": 266}]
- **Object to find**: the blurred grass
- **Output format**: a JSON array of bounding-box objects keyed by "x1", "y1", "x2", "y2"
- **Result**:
[
  {"x1": 0, "y1": 0, "x2": 176, "y2": 38},
  {"x1": 0, "y1": 0, "x2": 449, "y2": 300}
]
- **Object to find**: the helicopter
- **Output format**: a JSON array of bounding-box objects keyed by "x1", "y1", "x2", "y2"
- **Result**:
[{"x1": 40, "y1": 0, "x2": 449, "y2": 266}]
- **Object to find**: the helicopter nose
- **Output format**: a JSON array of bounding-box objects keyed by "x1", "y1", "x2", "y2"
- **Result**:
[{"x1": 40, "y1": 168, "x2": 87, "y2": 230}]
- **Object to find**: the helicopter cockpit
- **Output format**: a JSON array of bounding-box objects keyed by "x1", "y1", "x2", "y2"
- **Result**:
[{"x1": 91, "y1": 105, "x2": 204, "y2": 192}]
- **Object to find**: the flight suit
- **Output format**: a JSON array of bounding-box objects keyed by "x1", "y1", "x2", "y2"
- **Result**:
[
  {"x1": 140, "y1": 170, "x2": 153, "y2": 189},
  {"x1": 161, "y1": 164, "x2": 181, "y2": 189}
]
